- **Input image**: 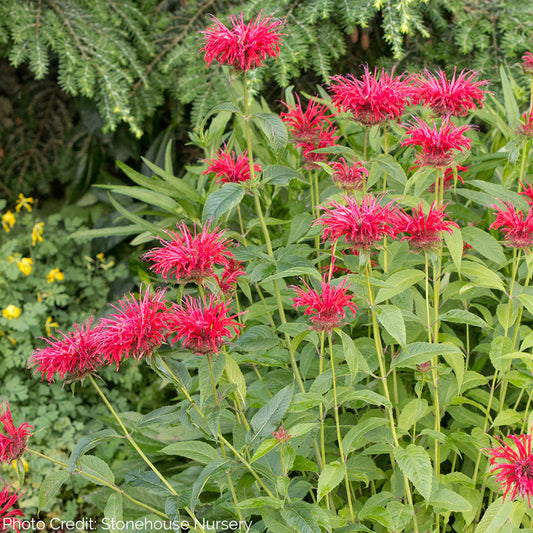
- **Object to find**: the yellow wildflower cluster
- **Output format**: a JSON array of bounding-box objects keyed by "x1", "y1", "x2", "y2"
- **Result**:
[
  {"x1": 45, "y1": 316, "x2": 59, "y2": 336},
  {"x1": 15, "y1": 194, "x2": 34, "y2": 213},
  {"x1": 2, "y1": 305, "x2": 21, "y2": 320},
  {"x1": 46, "y1": 268, "x2": 64, "y2": 283},
  {"x1": 32, "y1": 222, "x2": 44, "y2": 246},
  {"x1": 1, "y1": 211, "x2": 15, "y2": 232},
  {"x1": 17, "y1": 257, "x2": 33, "y2": 276}
]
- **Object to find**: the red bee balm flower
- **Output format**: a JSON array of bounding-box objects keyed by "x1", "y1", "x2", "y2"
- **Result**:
[
  {"x1": 520, "y1": 182, "x2": 533, "y2": 205},
  {"x1": 143, "y1": 222, "x2": 232, "y2": 284},
  {"x1": 201, "y1": 12, "x2": 283, "y2": 71},
  {"x1": 28, "y1": 318, "x2": 103, "y2": 383},
  {"x1": 396, "y1": 202, "x2": 458, "y2": 253},
  {"x1": 0, "y1": 483, "x2": 24, "y2": 533},
  {"x1": 167, "y1": 296, "x2": 242, "y2": 355},
  {"x1": 0, "y1": 403, "x2": 32, "y2": 464},
  {"x1": 299, "y1": 126, "x2": 339, "y2": 169},
  {"x1": 490, "y1": 203, "x2": 533, "y2": 249},
  {"x1": 488, "y1": 433, "x2": 533, "y2": 504},
  {"x1": 518, "y1": 110, "x2": 533, "y2": 137},
  {"x1": 402, "y1": 117, "x2": 472, "y2": 168},
  {"x1": 329, "y1": 66, "x2": 411, "y2": 125},
  {"x1": 203, "y1": 148, "x2": 261, "y2": 184},
  {"x1": 272, "y1": 426, "x2": 291, "y2": 443},
  {"x1": 99, "y1": 288, "x2": 172, "y2": 368},
  {"x1": 292, "y1": 279, "x2": 357, "y2": 332},
  {"x1": 522, "y1": 52, "x2": 533, "y2": 75},
  {"x1": 315, "y1": 194, "x2": 397, "y2": 252},
  {"x1": 412, "y1": 69, "x2": 488, "y2": 117},
  {"x1": 331, "y1": 158, "x2": 369, "y2": 191},
  {"x1": 280, "y1": 94, "x2": 336, "y2": 143},
  {"x1": 214, "y1": 259, "x2": 245, "y2": 294}
]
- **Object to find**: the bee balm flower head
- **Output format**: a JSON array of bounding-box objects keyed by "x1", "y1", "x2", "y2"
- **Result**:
[
  {"x1": 203, "y1": 147, "x2": 261, "y2": 184},
  {"x1": 143, "y1": 222, "x2": 233, "y2": 284},
  {"x1": 99, "y1": 287, "x2": 172, "y2": 369},
  {"x1": 490, "y1": 203, "x2": 533, "y2": 249},
  {"x1": 201, "y1": 11, "x2": 283, "y2": 71},
  {"x1": 292, "y1": 278, "x2": 357, "y2": 332},
  {"x1": 0, "y1": 483, "x2": 24, "y2": 532},
  {"x1": 28, "y1": 318, "x2": 103, "y2": 383},
  {"x1": 315, "y1": 194, "x2": 397, "y2": 252},
  {"x1": 331, "y1": 158, "x2": 369, "y2": 191},
  {"x1": 522, "y1": 52, "x2": 533, "y2": 75},
  {"x1": 167, "y1": 295, "x2": 243, "y2": 356},
  {"x1": 401, "y1": 117, "x2": 472, "y2": 168},
  {"x1": 329, "y1": 66, "x2": 411, "y2": 125},
  {"x1": 0, "y1": 403, "x2": 32, "y2": 464},
  {"x1": 412, "y1": 68, "x2": 489, "y2": 117},
  {"x1": 488, "y1": 432, "x2": 533, "y2": 505}
]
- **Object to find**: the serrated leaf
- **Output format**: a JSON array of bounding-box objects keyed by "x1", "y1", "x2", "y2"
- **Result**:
[
  {"x1": 281, "y1": 503, "x2": 321, "y2": 533},
  {"x1": 429, "y1": 488, "x2": 472, "y2": 512},
  {"x1": 39, "y1": 470, "x2": 70, "y2": 511},
  {"x1": 80, "y1": 455, "x2": 115, "y2": 486},
  {"x1": 376, "y1": 304, "x2": 406, "y2": 347},
  {"x1": 342, "y1": 418, "x2": 389, "y2": 455},
  {"x1": 393, "y1": 445, "x2": 432, "y2": 500},
  {"x1": 250, "y1": 439, "x2": 278, "y2": 463},
  {"x1": 261, "y1": 266, "x2": 322, "y2": 283},
  {"x1": 317, "y1": 461, "x2": 345, "y2": 501},
  {"x1": 225, "y1": 353, "x2": 247, "y2": 402},
  {"x1": 475, "y1": 497, "x2": 513, "y2": 533},
  {"x1": 443, "y1": 226, "x2": 463, "y2": 274},
  {"x1": 288, "y1": 212, "x2": 314, "y2": 244},
  {"x1": 69, "y1": 429, "x2": 118, "y2": 474},
  {"x1": 250, "y1": 385, "x2": 294, "y2": 444},
  {"x1": 461, "y1": 261, "x2": 505, "y2": 291},
  {"x1": 439, "y1": 309, "x2": 487, "y2": 328},
  {"x1": 104, "y1": 494, "x2": 123, "y2": 533},
  {"x1": 398, "y1": 399, "x2": 430, "y2": 431},
  {"x1": 255, "y1": 113, "x2": 288, "y2": 153},
  {"x1": 136, "y1": 406, "x2": 179, "y2": 428},
  {"x1": 393, "y1": 342, "x2": 463, "y2": 368},
  {"x1": 202, "y1": 183, "x2": 244, "y2": 223},
  {"x1": 375, "y1": 270, "x2": 425, "y2": 304},
  {"x1": 461, "y1": 226, "x2": 506, "y2": 266},
  {"x1": 161, "y1": 441, "x2": 219, "y2": 464},
  {"x1": 190, "y1": 459, "x2": 232, "y2": 510}
]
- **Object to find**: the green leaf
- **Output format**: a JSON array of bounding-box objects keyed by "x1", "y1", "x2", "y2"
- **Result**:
[
  {"x1": 518, "y1": 294, "x2": 533, "y2": 316},
  {"x1": 225, "y1": 353, "x2": 247, "y2": 402},
  {"x1": 98, "y1": 185, "x2": 179, "y2": 211},
  {"x1": 263, "y1": 165, "x2": 306, "y2": 185},
  {"x1": 261, "y1": 266, "x2": 322, "y2": 283},
  {"x1": 461, "y1": 261, "x2": 505, "y2": 291},
  {"x1": 393, "y1": 342, "x2": 463, "y2": 368},
  {"x1": 475, "y1": 497, "x2": 513, "y2": 533},
  {"x1": 190, "y1": 459, "x2": 232, "y2": 510},
  {"x1": 69, "y1": 225, "x2": 146, "y2": 240},
  {"x1": 236, "y1": 325, "x2": 279, "y2": 352},
  {"x1": 342, "y1": 418, "x2": 388, "y2": 455},
  {"x1": 499, "y1": 66, "x2": 520, "y2": 128},
  {"x1": 372, "y1": 154, "x2": 407, "y2": 185},
  {"x1": 255, "y1": 113, "x2": 288, "y2": 153},
  {"x1": 39, "y1": 470, "x2": 70, "y2": 511},
  {"x1": 461, "y1": 226, "x2": 506, "y2": 266},
  {"x1": 393, "y1": 445, "x2": 433, "y2": 500},
  {"x1": 288, "y1": 212, "x2": 314, "y2": 244},
  {"x1": 250, "y1": 439, "x2": 279, "y2": 463},
  {"x1": 136, "y1": 406, "x2": 179, "y2": 428},
  {"x1": 104, "y1": 494, "x2": 123, "y2": 533},
  {"x1": 429, "y1": 488, "x2": 472, "y2": 512},
  {"x1": 404, "y1": 167, "x2": 435, "y2": 196},
  {"x1": 69, "y1": 429, "x2": 118, "y2": 474},
  {"x1": 398, "y1": 399, "x2": 430, "y2": 431},
  {"x1": 337, "y1": 328, "x2": 369, "y2": 380},
  {"x1": 376, "y1": 304, "x2": 406, "y2": 347},
  {"x1": 317, "y1": 461, "x2": 345, "y2": 501},
  {"x1": 343, "y1": 390, "x2": 392, "y2": 409},
  {"x1": 443, "y1": 226, "x2": 463, "y2": 274},
  {"x1": 250, "y1": 385, "x2": 294, "y2": 444},
  {"x1": 375, "y1": 270, "x2": 425, "y2": 304},
  {"x1": 281, "y1": 503, "x2": 321, "y2": 533},
  {"x1": 80, "y1": 455, "x2": 115, "y2": 486},
  {"x1": 439, "y1": 309, "x2": 488, "y2": 328},
  {"x1": 492, "y1": 409, "x2": 522, "y2": 427},
  {"x1": 161, "y1": 441, "x2": 220, "y2": 465},
  {"x1": 202, "y1": 183, "x2": 244, "y2": 223}
]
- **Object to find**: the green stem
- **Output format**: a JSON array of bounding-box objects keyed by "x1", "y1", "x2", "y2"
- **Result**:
[
  {"x1": 88, "y1": 376, "x2": 205, "y2": 532},
  {"x1": 364, "y1": 264, "x2": 419, "y2": 533},
  {"x1": 328, "y1": 333, "x2": 354, "y2": 521},
  {"x1": 434, "y1": 168, "x2": 440, "y2": 205},
  {"x1": 518, "y1": 137, "x2": 529, "y2": 192},
  {"x1": 207, "y1": 354, "x2": 218, "y2": 406},
  {"x1": 237, "y1": 203, "x2": 246, "y2": 243},
  {"x1": 27, "y1": 449, "x2": 169, "y2": 521},
  {"x1": 319, "y1": 331, "x2": 327, "y2": 471},
  {"x1": 363, "y1": 128, "x2": 369, "y2": 161},
  {"x1": 382, "y1": 122, "x2": 389, "y2": 192}
]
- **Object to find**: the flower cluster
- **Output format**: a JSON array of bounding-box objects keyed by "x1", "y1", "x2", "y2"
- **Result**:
[
  {"x1": 0, "y1": 483, "x2": 24, "y2": 533},
  {"x1": 490, "y1": 203, "x2": 533, "y2": 249},
  {"x1": 522, "y1": 52, "x2": 533, "y2": 76},
  {"x1": 330, "y1": 158, "x2": 369, "y2": 191},
  {"x1": 0, "y1": 403, "x2": 32, "y2": 464},
  {"x1": 201, "y1": 12, "x2": 283, "y2": 71},
  {"x1": 203, "y1": 147, "x2": 261, "y2": 184}
]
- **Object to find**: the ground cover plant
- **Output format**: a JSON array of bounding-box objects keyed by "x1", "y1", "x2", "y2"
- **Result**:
[{"x1": 2, "y1": 12, "x2": 533, "y2": 533}]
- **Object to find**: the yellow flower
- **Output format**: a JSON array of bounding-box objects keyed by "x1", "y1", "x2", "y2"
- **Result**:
[
  {"x1": 17, "y1": 257, "x2": 33, "y2": 276},
  {"x1": 32, "y1": 222, "x2": 44, "y2": 245},
  {"x1": 2, "y1": 305, "x2": 21, "y2": 320},
  {"x1": 45, "y1": 316, "x2": 59, "y2": 336},
  {"x1": 96, "y1": 253, "x2": 105, "y2": 261},
  {"x1": 1, "y1": 211, "x2": 15, "y2": 232},
  {"x1": 7, "y1": 253, "x2": 20, "y2": 263},
  {"x1": 15, "y1": 194, "x2": 34, "y2": 213},
  {"x1": 46, "y1": 268, "x2": 64, "y2": 283}
]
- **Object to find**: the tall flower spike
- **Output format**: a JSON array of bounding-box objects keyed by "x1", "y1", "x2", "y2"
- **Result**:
[
  {"x1": 0, "y1": 403, "x2": 32, "y2": 464},
  {"x1": 402, "y1": 117, "x2": 472, "y2": 168},
  {"x1": 490, "y1": 202, "x2": 533, "y2": 249},
  {"x1": 331, "y1": 158, "x2": 369, "y2": 191},
  {"x1": 329, "y1": 66, "x2": 411, "y2": 125},
  {"x1": 98, "y1": 287, "x2": 173, "y2": 369},
  {"x1": 143, "y1": 222, "x2": 232, "y2": 284},
  {"x1": 203, "y1": 147, "x2": 261, "y2": 184},
  {"x1": 292, "y1": 278, "x2": 357, "y2": 332},
  {"x1": 280, "y1": 94, "x2": 337, "y2": 143},
  {"x1": 201, "y1": 11, "x2": 283, "y2": 71},
  {"x1": 412, "y1": 69, "x2": 489, "y2": 117},
  {"x1": 522, "y1": 52, "x2": 533, "y2": 75},
  {"x1": 0, "y1": 483, "x2": 24, "y2": 533},
  {"x1": 315, "y1": 194, "x2": 397, "y2": 252},
  {"x1": 488, "y1": 433, "x2": 533, "y2": 505},
  {"x1": 395, "y1": 202, "x2": 458, "y2": 253},
  {"x1": 167, "y1": 295, "x2": 243, "y2": 356},
  {"x1": 28, "y1": 318, "x2": 103, "y2": 383}
]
